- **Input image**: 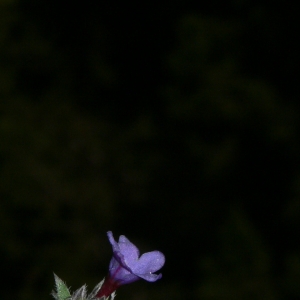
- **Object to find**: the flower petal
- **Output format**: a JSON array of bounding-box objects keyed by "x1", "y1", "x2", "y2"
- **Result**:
[
  {"x1": 137, "y1": 272, "x2": 162, "y2": 282},
  {"x1": 107, "y1": 231, "x2": 120, "y2": 252},
  {"x1": 115, "y1": 271, "x2": 140, "y2": 284},
  {"x1": 117, "y1": 235, "x2": 140, "y2": 268},
  {"x1": 109, "y1": 256, "x2": 120, "y2": 273},
  {"x1": 109, "y1": 257, "x2": 140, "y2": 284},
  {"x1": 131, "y1": 251, "x2": 165, "y2": 274},
  {"x1": 108, "y1": 232, "x2": 130, "y2": 271}
]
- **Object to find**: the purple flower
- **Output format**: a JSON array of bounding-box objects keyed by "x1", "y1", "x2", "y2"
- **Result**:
[{"x1": 97, "y1": 231, "x2": 165, "y2": 298}]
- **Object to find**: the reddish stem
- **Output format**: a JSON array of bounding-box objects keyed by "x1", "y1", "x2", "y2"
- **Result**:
[{"x1": 96, "y1": 267, "x2": 122, "y2": 298}]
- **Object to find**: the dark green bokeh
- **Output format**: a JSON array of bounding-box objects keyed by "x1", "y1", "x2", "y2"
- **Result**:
[{"x1": 1, "y1": 0, "x2": 299, "y2": 299}]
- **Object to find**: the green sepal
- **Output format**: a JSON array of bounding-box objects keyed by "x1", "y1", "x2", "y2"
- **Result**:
[{"x1": 52, "y1": 273, "x2": 72, "y2": 300}]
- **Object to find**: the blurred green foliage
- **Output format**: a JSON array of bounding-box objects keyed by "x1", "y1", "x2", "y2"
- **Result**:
[{"x1": 1, "y1": 1, "x2": 300, "y2": 300}]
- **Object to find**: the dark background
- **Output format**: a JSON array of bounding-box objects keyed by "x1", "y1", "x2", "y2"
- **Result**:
[{"x1": 1, "y1": 0, "x2": 299, "y2": 299}]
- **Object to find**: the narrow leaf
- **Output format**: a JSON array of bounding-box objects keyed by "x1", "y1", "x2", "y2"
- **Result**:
[
  {"x1": 72, "y1": 285, "x2": 87, "y2": 300},
  {"x1": 88, "y1": 279, "x2": 104, "y2": 300}
]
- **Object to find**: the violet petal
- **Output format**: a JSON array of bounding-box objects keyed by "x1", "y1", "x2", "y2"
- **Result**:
[
  {"x1": 137, "y1": 272, "x2": 162, "y2": 282},
  {"x1": 131, "y1": 251, "x2": 165, "y2": 274},
  {"x1": 118, "y1": 235, "x2": 140, "y2": 266}
]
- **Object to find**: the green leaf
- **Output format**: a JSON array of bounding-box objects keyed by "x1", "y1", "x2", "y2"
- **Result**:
[{"x1": 52, "y1": 273, "x2": 71, "y2": 300}]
